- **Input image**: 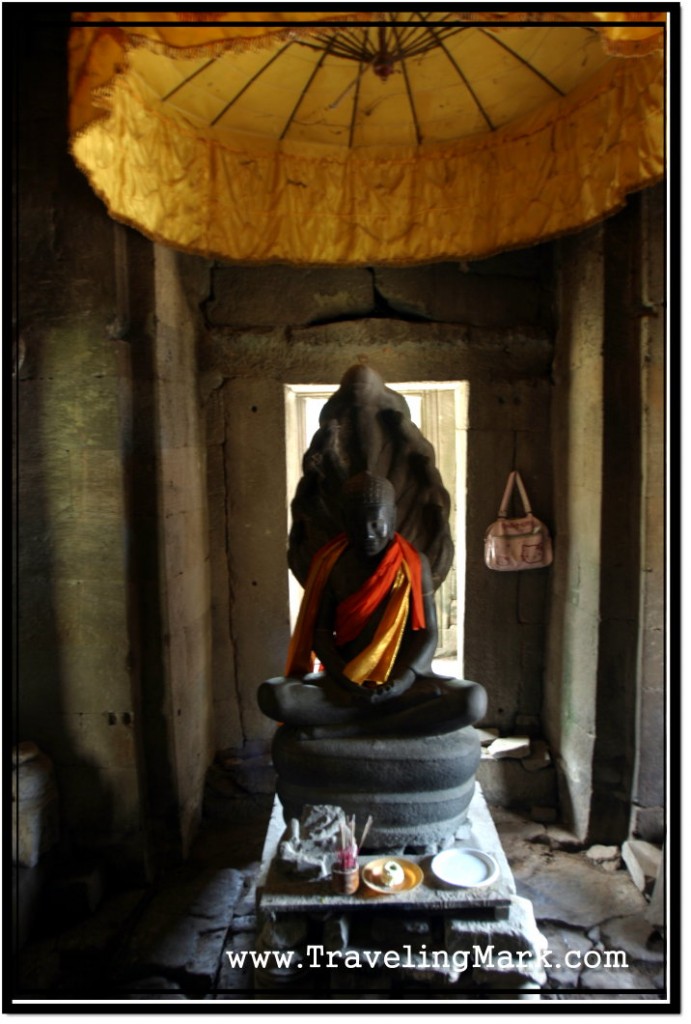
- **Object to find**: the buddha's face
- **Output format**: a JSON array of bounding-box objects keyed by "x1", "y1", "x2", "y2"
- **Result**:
[{"x1": 347, "y1": 501, "x2": 395, "y2": 558}]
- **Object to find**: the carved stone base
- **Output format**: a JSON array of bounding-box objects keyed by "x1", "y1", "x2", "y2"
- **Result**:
[{"x1": 271, "y1": 725, "x2": 481, "y2": 853}]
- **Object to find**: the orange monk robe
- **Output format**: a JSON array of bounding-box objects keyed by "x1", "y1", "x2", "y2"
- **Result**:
[{"x1": 285, "y1": 533, "x2": 426, "y2": 686}]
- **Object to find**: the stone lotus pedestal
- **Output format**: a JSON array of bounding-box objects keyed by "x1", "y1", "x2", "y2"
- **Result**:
[{"x1": 271, "y1": 724, "x2": 482, "y2": 853}]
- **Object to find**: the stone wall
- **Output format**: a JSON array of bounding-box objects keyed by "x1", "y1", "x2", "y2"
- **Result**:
[
  {"x1": 15, "y1": 25, "x2": 147, "y2": 873},
  {"x1": 629, "y1": 186, "x2": 665, "y2": 844},
  {"x1": 544, "y1": 225, "x2": 605, "y2": 840},
  {"x1": 545, "y1": 186, "x2": 665, "y2": 844},
  {"x1": 15, "y1": 24, "x2": 216, "y2": 874},
  {"x1": 198, "y1": 252, "x2": 555, "y2": 753}
]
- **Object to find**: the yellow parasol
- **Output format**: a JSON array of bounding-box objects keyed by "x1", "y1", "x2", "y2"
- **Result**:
[{"x1": 68, "y1": 11, "x2": 666, "y2": 265}]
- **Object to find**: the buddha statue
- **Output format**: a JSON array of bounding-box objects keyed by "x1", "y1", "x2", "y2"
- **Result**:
[
  {"x1": 259, "y1": 472, "x2": 486, "y2": 738},
  {"x1": 258, "y1": 365, "x2": 487, "y2": 851}
]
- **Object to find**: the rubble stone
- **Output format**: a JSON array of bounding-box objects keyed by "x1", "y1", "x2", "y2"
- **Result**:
[
  {"x1": 487, "y1": 736, "x2": 531, "y2": 760},
  {"x1": 586, "y1": 844, "x2": 621, "y2": 866}
]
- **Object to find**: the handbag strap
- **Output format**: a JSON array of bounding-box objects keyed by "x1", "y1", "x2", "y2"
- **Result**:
[{"x1": 498, "y1": 470, "x2": 533, "y2": 517}]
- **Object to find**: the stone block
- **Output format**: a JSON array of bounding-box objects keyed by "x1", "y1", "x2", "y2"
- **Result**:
[
  {"x1": 208, "y1": 265, "x2": 374, "y2": 326},
  {"x1": 622, "y1": 839, "x2": 662, "y2": 894},
  {"x1": 445, "y1": 895, "x2": 548, "y2": 986},
  {"x1": 487, "y1": 737, "x2": 531, "y2": 760}
]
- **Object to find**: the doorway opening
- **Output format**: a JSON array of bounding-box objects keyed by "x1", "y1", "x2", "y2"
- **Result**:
[{"x1": 284, "y1": 381, "x2": 469, "y2": 674}]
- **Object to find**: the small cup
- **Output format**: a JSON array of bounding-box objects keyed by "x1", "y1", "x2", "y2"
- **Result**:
[{"x1": 331, "y1": 865, "x2": 360, "y2": 895}]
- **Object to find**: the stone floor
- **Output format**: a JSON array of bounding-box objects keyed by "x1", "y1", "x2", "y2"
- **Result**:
[{"x1": 12, "y1": 802, "x2": 667, "y2": 1006}]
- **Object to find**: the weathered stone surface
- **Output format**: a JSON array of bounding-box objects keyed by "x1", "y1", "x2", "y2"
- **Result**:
[
  {"x1": 539, "y1": 922, "x2": 594, "y2": 989},
  {"x1": 445, "y1": 895, "x2": 548, "y2": 986},
  {"x1": 374, "y1": 264, "x2": 548, "y2": 328},
  {"x1": 216, "y1": 931, "x2": 255, "y2": 996},
  {"x1": 117, "y1": 867, "x2": 245, "y2": 978},
  {"x1": 622, "y1": 839, "x2": 662, "y2": 894},
  {"x1": 511, "y1": 847, "x2": 647, "y2": 929},
  {"x1": 598, "y1": 914, "x2": 665, "y2": 965},
  {"x1": 207, "y1": 265, "x2": 374, "y2": 326},
  {"x1": 203, "y1": 319, "x2": 553, "y2": 382}
]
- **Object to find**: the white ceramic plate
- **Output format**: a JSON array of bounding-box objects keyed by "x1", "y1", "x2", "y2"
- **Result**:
[{"x1": 430, "y1": 848, "x2": 500, "y2": 888}]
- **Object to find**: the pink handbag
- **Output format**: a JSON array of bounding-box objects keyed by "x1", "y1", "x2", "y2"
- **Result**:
[{"x1": 484, "y1": 471, "x2": 553, "y2": 571}]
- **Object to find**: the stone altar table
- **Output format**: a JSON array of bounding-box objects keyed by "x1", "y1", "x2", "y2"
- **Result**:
[{"x1": 254, "y1": 784, "x2": 547, "y2": 996}]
